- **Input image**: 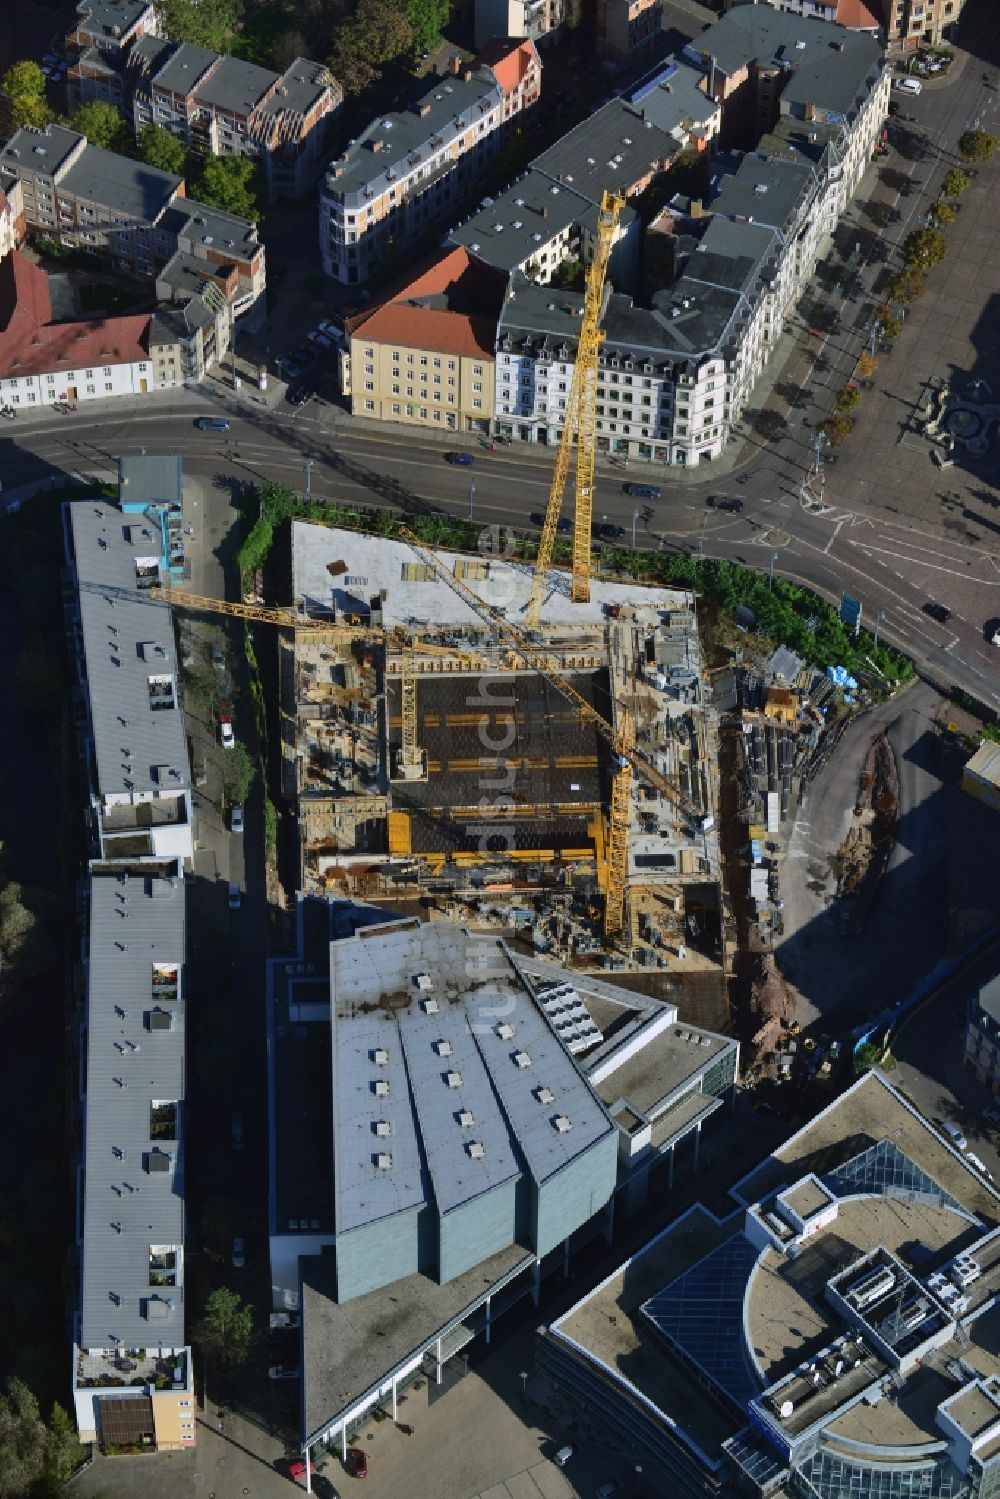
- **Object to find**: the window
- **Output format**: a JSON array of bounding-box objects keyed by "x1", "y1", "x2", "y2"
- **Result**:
[
  {"x1": 472, "y1": 398, "x2": 482, "y2": 409},
  {"x1": 433, "y1": 357, "x2": 441, "y2": 369},
  {"x1": 85, "y1": 384, "x2": 95, "y2": 395},
  {"x1": 447, "y1": 361, "x2": 455, "y2": 371},
  {"x1": 392, "y1": 351, "x2": 400, "y2": 362},
  {"x1": 473, "y1": 364, "x2": 483, "y2": 375},
  {"x1": 364, "y1": 381, "x2": 374, "y2": 391},
  {"x1": 392, "y1": 383, "x2": 400, "y2": 395},
  {"x1": 420, "y1": 356, "x2": 428, "y2": 366},
  {"x1": 406, "y1": 354, "x2": 414, "y2": 365},
  {"x1": 364, "y1": 399, "x2": 375, "y2": 411},
  {"x1": 46, "y1": 374, "x2": 54, "y2": 384},
  {"x1": 364, "y1": 364, "x2": 374, "y2": 376},
  {"x1": 392, "y1": 403, "x2": 400, "y2": 414},
  {"x1": 473, "y1": 381, "x2": 482, "y2": 392}
]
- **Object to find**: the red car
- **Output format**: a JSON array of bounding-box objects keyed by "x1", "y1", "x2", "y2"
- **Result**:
[{"x1": 345, "y1": 1447, "x2": 368, "y2": 1479}]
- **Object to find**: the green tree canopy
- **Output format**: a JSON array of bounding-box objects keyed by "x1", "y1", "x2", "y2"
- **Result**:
[
  {"x1": 835, "y1": 386, "x2": 861, "y2": 414},
  {"x1": 876, "y1": 305, "x2": 902, "y2": 339},
  {"x1": 404, "y1": 0, "x2": 450, "y2": 54},
  {"x1": 901, "y1": 226, "x2": 948, "y2": 268},
  {"x1": 820, "y1": 412, "x2": 854, "y2": 447},
  {"x1": 958, "y1": 128, "x2": 995, "y2": 162},
  {"x1": 2, "y1": 61, "x2": 46, "y2": 102},
  {"x1": 887, "y1": 266, "x2": 924, "y2": 304},
  {"x1": 220, "y1": 741, "x2": 256, "y2": 807},
  {"x1": 157, "y1": 0, "x2": 244, "y2": 52},
  {"x1": 8, "y1": 94, "x2": 52, "y2": 131},
  {"x1": 196, "y1": 1287, "x2": 254, "y2": 1370},
  {"x1": 191, "y1": 154, "x2": 261, "y2": 220},
  {"x1": 70, "y1": 101, "x2": 130, "y2": 152},
  {"x1": 329, "y1": 0, "x2": 415, "y2": 94},
  {"x1": 943, "y1": 167, "x2": 970, "y2": 195},
  {"x1": 0, "y1": 1377, "x2": 81, "y2": 1499},
  {"x1": 136, "y1": 122, "x2": 189, "y2": 175}
]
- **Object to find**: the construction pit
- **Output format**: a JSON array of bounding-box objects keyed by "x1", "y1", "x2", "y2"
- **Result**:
[{"x1": 281, "y1": 523, "x2": 725, "y2": 974}]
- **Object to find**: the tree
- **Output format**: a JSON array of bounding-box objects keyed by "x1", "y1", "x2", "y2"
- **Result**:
[
  {"x1": 902, "y1": 226, "x2": 948, "y2": 269},
  {"x1": 958, "y1": 128, "x2": 995, "y2": 162},
  {"x1": 191, "y1": 154, "x2": 261, "y2": 221},
  {"x1": 70, "y1": 101, "x2": 130, "y2": 152},
  {"x1": 930, "y1": 202, "x2": 956, "y2": 226},
  {"x1": 835, "y1": 386, "x2": 861, "y2": 414},
  {"x1": 887, "y1": 266, "x2": 924, "y2": 304},
  {"x1": 3, "y1": 61, "x2": 46, "y2": 102},
  {"x1": 876, "y1": 305, "x2": 902, "y2": 339},
  {"x1": 220, "y1": 741, "x2": 256, "y2": 807},
  {"x1": 0, "y1": 883, "x2": 35, "y2": 976},
  {"x1": 943, "y1": 167, "x2": 970, "y2": 196},
  {"x1": 196, "y1": 1287, "x2": 254, "y2": 1370},
  {"x1": 42, "y1": 1403, "x2": 84, "y2": 1492},
  {"x1": 820, "y1": 413, "x2": 854, "y2": 448},
  {"x1": 256, "y1": 479, "x2": 297, "y2": 524},
  {"x1": 329, "y1": 0, "x2": 415, "y2": 94},
  {"x1": 7, "y1": 94, "x2": 52, "y2": 131},
  {"x1": 137, "y1": 122, "x2": 188, "y2": 175},
  {"x1": 855, "y1": 351, "x2": 877, "y2": 379},
  {"x1": 157, "y1": 0, "x2": 244, "y2": 52},
  {"x1": 0, "y1": 1378, "x2": 47, "y2": 1498},
  {"x1": 405, "y1": 0, "x2": 450, "y2": 54}
]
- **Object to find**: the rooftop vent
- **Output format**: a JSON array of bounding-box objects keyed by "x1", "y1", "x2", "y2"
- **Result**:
[
  {"x1": 535, "y1": 1085, "x2": 555, "y2": 1105},
  {"x1": 458, "y1": 1109, "x2": 475, "y2": 1127},
  {"x1": 375, "y1": 1152, "x2": 393, "y2": 1170},
  {"x1": 373, "y1": 1078, "x2": 390, "y2": 1097},
  {"x1": 467, "y1": 1140, "x2": 486, "y2": 1159},
  {"x1": 422, "y1": 997, "x2": 440, "y2": 1014},
  {"x1": 446, "y1": 1070, "x2": 463, "y2": 1088},
  {"x1": 435, "y1": 1038, "x2": 453, "y2": 1057},
  {"x1": 513, "y1": 1050, "x2": 532, "y2": 1069},
  {"x1": 415, "y1": 973, "x2": 433, "y2": 990},
  {"x1": 374, "y1": 1120, "x2": 392, "y2": 1137},
  {"x1": 373, "y1": 1047, "x2": 389, "y2": 1065},
  {"x1": 496, "y1": 1022, "x2": 515, "y2": 1039},
  {"x1": 553, "y1": 1115, "x2": 573, "y2": 1133}
]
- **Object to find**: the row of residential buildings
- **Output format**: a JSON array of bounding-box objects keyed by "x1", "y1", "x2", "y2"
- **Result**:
[
  {"x1": 341, "y1": 6, "x2": 889, "y2": 464},
  {"x1": 63, "y1": 459, "x2": 196, "y2": 1451},
  {"x1": 0, "y1": 121, "x2": 265, "y2": 405},
  {"x1": 67, "y1": 0, "x2": 340, "y2": 201}
]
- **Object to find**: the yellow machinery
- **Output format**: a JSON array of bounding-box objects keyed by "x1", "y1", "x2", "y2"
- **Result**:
[
  {"x1": 524, "y1": 190, "x2": 625, "y2": 633},
  {"x1": 604, "y1": 707, "x2": 634, "y2": 939}
]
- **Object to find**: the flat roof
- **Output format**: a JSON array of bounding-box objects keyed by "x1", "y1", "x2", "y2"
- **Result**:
[
  {"x1": 60, "y1": 139, "x2": 181, "y2": 220},
  {"x1": 531, "y1": 95, "x2": 689, "y2": 199},
  {"x1": 79, "y1": 866, "x2": 186, "y2": 1349},
  {"x1": 193, "y1": 53, "x2": 276, "y2": 115},
  {"x1": 75, "y1": 0, "x2": 152, "y2": 38},
  {"x1": 69, "y1": 501, "x2": 189, "y2": 799},
  {"x1": 157, "y1": 198, "x2": 259, "y2": 260},
  {"x1": 450, "y1": 168, "x2": 603, "y2": 273},
  {"x1": 593, "y1": 1022, "x2": 733, "y2": 1120},
  {"x1": 966, "y1": 741, "x2": 1000, "y2": 790},
  {"x1": 261, "y1": 58, "x2": 333, "y2": 120},
  {"x1": 149, "y1": 41, "x2": 216, "y2": 96},
  {"x1": 301, "y1": 1242, "x2": 533, "y2": 1441},
  {"x1": 712, "y1": 151, "x2": 817, "y2": 240},
  {"x1": 118, "y1": 454, "x2": 182, "y2": 510},
  {"x1": 292, "y1": 524, "x2": 691, "y2": 629},
  {"x1": 946, "y1": 1381, "x2": 1000, "y2": 1439}
]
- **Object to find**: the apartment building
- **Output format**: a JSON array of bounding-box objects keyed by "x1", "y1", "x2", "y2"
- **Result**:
[
  {"x1": 474, "y1": 0, "x2": 566, "y2": 49},
  {"x1": 341, "y1": 246, "x2": 504, "y2": 433},
  {"x1": 0, "y1": 126, "x2": 265, "y2": 320},
  {"x1": 0, "y1": 248, "x2": 152, "y2": 408},
  {"x1": 320, "y1": 42, "x2": 541, "y2": 285},
  {"x1": 127, "y1": 44, "x2": 341, "y2": 201},
  {"x1": 726, "y1": 0, "x2": 881, "y2": 33},
  {"x1": 67, "y1": 0, "x2": 161, "y2": 108},
  {"x1": 965, "y1": 977, "x2": 1000, "y2": 1093},
  {"x1": 0, "y1": 181, "x2": 26, "y2": 259},
  {"x1": 880, "y1": 0, "x2": 966, "y2": 50},
  {"x1": 598, "y1": 0, "x2": 663, "y2": 65},
  {"x1": 149, "y1": 253, "x2": 236, "y2": 390}
]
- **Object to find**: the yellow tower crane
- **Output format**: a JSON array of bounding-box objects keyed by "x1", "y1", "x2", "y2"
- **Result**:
[
  {"x1": 396, "y1": 528, "x2": 700, "y2": 942},
  {"x1": 524, "y1": 189, "x2": 625, "y2": 634}
]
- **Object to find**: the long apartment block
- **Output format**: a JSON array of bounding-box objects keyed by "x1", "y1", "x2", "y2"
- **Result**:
[
  {"x1": 0, "y1": 125, "x2": 265, "y2": 316},
  {"x1": 66, "y1": 0, "x2": 340, "y2": 201},
  {"x1": 320, "y1": 42, "x2": 541, "y2": 285}
]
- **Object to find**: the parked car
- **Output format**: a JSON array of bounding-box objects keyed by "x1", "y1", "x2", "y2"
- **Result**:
[
  {"x1": 307, "y1": 329, "x2": 334, "y2": 349},
  {"x1": 228, "y1": 881, "x2": 241, "y2": 910},
  {"x1": 940, "y1": 1120, "x2": 968, "y2": 1150},
  {"x1": 269, "y1": 1364, "x2": 300, "y2": 1380},
  {"x1": 623, "y1": 482, "x2": 661, "y2": 499},
  {"x1": 553, "y1": 1445, "x2": 574, "y2": 1468},
  {"x1": 231, "y1": 1112, "x2": 244, "y2": 1150},
  {"x1": 195, "y1": 416, "x2": 230, "y2": 431},
  {"x1": 445, "y1": 451, "x2": 474, "y2": 465},
  {"x1": 277, "y1": 355, "x2": 304, "y2": 379},
  {"x1": 707, "y1": 495, "x2": 745, "y2": 512},
  {"x1": 211, "y1": 644, "x2": 225, "y2": 671},
  {"x1": 344, "y1": 1447, "x2": 368, "y2": 1478},
  {"x1": 922, "y1": 601, "x2": 952, "y2": 624},
  {"x1": 231, "y1": 1236, "x2": 245, "y2": 1269},
  {"x1": 966, "y1": 1152, "x2": 994, "y2": 1181},
  {"x1": 219, "y1": 719, "x2": 235, "y2": 749},
  {"x1": 893, "y1": 76, "x2": 922, "y2": 95},
  {"x1": 594, "y1": 522, "x2": 626, "y2": 540},
  {"x1": 230, "y1": 804, "x2": 245, "y2": 835}
]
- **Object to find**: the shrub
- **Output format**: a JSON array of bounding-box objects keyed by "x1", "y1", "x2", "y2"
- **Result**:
[
  {"x1": 836, "y1": 386, "x2": 861, "y2": 414},
  {"x1": 820, "y1": 413, "x2": 855, "y2": 447},
  {"x1": 943, "y1": 168, "x2": 970, "y2": 196},
  {"x1": 958, "y1": 128, "x2": 995, "y2": 162}
]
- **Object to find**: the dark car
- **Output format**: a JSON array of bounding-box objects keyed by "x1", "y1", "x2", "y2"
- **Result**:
[
  {"x1": 195, "y1": 416, "x2": 230, "y2": 431},
  {"x1": 923, "y1": 601, "x2": 952, "y2": 624},
  {"x1": 286, "y1": 385, "x2": 310, "y2": 406},
  {"x1": 594, "y1": 523, "x2": 626, "y2": 540},
  {"x1": 707, "y1": 495, "x2": 744, "y2": 513},
  {"x1": 528, "y1": 511, "x2": 571, "y2": 533},
  {"x1": 623, "y1": 482, "x2": 661, "y2": 499},
  {"x1": 345, "y1": 1447, "x2": 368, "y2": 1479},
  {"x1": 445, "y1": 451, "x2": 474, "y2": 465}
]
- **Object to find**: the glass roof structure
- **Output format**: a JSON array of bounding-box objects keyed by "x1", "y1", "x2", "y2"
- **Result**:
[
  {"x1": 823, "y1": 1140, "x2": 979, "y2": 1223},
  {"x1": 797, "y1": 1450, "x2": 970, "y2": 1499}
]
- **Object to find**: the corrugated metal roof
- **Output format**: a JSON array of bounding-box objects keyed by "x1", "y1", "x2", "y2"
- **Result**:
[
  {"x1": 79, "y1": 868, "x2": 187, "y2": 1350},
  {"x1": 70, "y1": 502, "x2": 189, "y2": 798},
  {"x1": 118, "y1": 455, "x2": 182, "y2": 511}
]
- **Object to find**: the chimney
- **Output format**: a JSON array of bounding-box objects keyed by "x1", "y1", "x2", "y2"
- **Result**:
[
  {"x1": 418, "y1": 102, "x2": 431, "y2": 116},
  {"x1": 450, "y1": 54, "x2": 462, "y2": 76},
  {"x1": 463, "y1": 67, "x2": 473, "y2": 83}
]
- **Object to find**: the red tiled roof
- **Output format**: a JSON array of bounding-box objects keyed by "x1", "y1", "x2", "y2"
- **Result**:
[
  {"x1": 351, "y1": 246, "x2": 505, "y2": 361},
  {"x1": 478, "y1": 39, "x2": 537, "y2": 97},
  {"x1": 836, "y1": 0, "x2": 881, "y2": 26},
  {"x1": 0, "y1": 250, "x2": 149, "y2": 378}
]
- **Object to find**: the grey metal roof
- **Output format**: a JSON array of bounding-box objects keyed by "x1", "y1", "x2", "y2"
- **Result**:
[
  {"x1": 324, "y1": 68, "x2": 502, "y2": 206},
  {"x1": 261, "y1": 58, "x2": 335, "y2": 120},
  {"x1": 158, "y1": 198, "x2": 259, "y2": 261},
  {"x1": 75, "y1": 0, "x2": 153, "y2": 39},
  {"x1": 193, "y1": 54, "x2": 276, "y2": 115},
  {"x1": 683, "y1": 9, "x2": 883, "y2": 121},
  {"x1": 118, "y1": 455, "x2": 182, "y2": 510},
  {"x1": 531, "y1": 96, "x2": 683, "y2": 200},
  {"x1": 149, "y1": 41, "x2": 218, "y2": 98},
  {"x1": 79, "y1": 867, "x2": 187, "y2": 1350},
  {"x1": 711, "y1": 151, "x2": 817, "y2": 240},
  {"x1": 1, "y1": 123, "x2": 85, "y2": 179},
  {"x1": 60, "y1": 138, "x2": 181, "y2": 220},
  {"x1": 450, "y1": 169, "x2": 601, "y2": 273},
  {"x1": 329, "y1": 921, "x2": 613, "y2": 1231},
  {"x1": 125, "y1": 32, "x2": 175, "y2": 79},
  {"x1": 69, "y1": 501, "x2": 189, "y2": 798}
]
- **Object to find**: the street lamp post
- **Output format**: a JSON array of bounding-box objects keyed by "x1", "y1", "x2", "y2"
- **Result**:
[
  {"x1": 305, "y1": 457, "x2": 314, "y2": 497},
  {"x1": 873, "y1": 608, "x2": 887, "y2": 649},
  {"x1": 632, "y1": 509, "x2": 640, "y2": 550},
  {"x1": 468, "y1": 483, "x2": 476, "y2": 522},
  {"x1": 768, "y1": 551, "x2": 779, "y2": 590}
]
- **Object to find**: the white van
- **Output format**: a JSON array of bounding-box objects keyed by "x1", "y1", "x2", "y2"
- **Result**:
[{"x1": 894, "y1": 77, "x2": 922, "y2": 96}]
